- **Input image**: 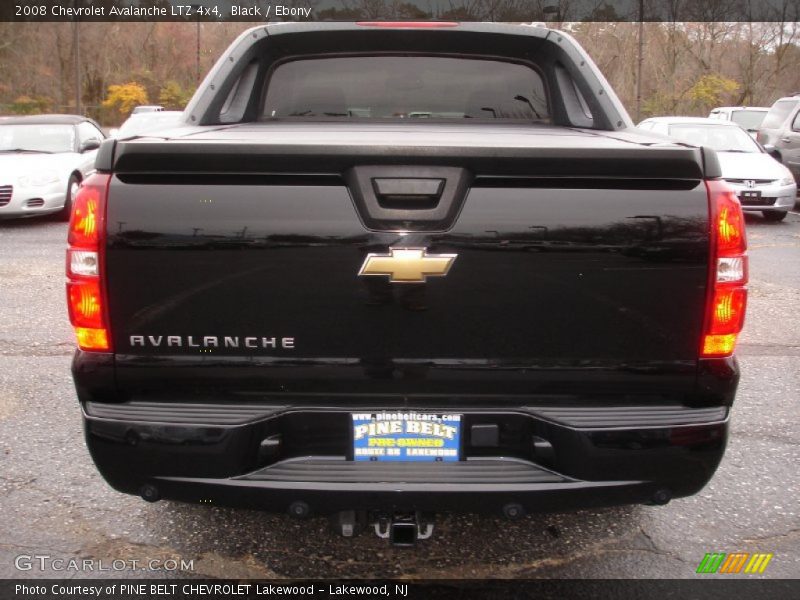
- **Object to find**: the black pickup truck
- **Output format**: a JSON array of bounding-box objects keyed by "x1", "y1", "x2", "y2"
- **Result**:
[{"x1": 68, "y1": 22, "x2": 748, "y2": 543}]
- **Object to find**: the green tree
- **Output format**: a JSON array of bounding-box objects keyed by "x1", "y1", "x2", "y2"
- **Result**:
[
  {"x1": 158, "y1": 81, "x2": 193, "y2": 110},
  {"x1": 9, "y1": 95, "x2": 52, "y2": 115}
]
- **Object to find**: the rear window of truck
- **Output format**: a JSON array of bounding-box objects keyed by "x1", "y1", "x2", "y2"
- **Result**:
[
  {"x1": 261, "y1": 56, "x2": 550, "y2": 122},
  {"x1": 729, "y1": 109, "x2": 767, "y2": 130}
]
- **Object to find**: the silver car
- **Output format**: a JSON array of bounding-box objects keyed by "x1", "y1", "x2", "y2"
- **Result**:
[
  {"x1": 0, "y1": 114, "x2": 104, "y2": 221},
  {"x1": 638, "y1": 116, "x2": 797, "y2": 222}
]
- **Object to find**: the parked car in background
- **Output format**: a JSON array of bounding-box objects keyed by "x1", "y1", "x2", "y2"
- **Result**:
[
  {"x1": 708, "y1": 106, "x2": 768, "y2": 137},
  {"x1": 639, "y1": 116, "x2": 796, "y2": 221},
  {"x1": 110, "y1": 111, "x2": 184, "y2": 139},
  {"x1": 757, "y1": 94, "x2": 800, "y2": 185},
  {"x1": 0, "y1": 114, "x2": 104, "y2": 220},
  {"x1": 131, "y1": 105, "x2": 164, "y2": 114}
]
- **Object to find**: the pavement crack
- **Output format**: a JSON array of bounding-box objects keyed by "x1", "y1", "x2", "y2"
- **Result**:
[
  {"x1": 636, "y1": 531, "x2": 691, "y2": 565},
  {"x1": 512, "y1": 544, "x2": 685, "y2": 576},
  {"x1": 636, "y1": 526, "x2": 663, "y2": 553},
  {"x1": 621, "y1": 527, "x2": 690, "y2": 565}
]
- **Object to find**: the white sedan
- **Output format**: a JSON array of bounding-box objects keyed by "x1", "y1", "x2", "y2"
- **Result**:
[
  {"x1": 638, "y1": 116, "x2": 797, "y2": 222},
  {"x1": 0, "y1": 114, "x2": 105, "y2": 221},
  {"x1": 110, "y1": 111, "x2": 184, "y2": 139}
]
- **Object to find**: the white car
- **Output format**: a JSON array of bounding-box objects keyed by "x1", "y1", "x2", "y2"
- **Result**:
[
  {"x1": 638, "y1": 116, "x2": 797, "y2": 222},
  {"x1": 131, "y1": 105, "x2": 164, "y2": 114},
  {"x1": 708, "y1": 106, "x2": 769, "y2": 138},
  {"x1": 110, "y1": 111, "x2": 184, "y2": 139},
  {"x1": 0, "y1": 114, "x2": 105, "y2": 221}
]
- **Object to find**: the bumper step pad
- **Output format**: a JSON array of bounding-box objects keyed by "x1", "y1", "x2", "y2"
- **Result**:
[{"x1": 240, "y1": 458, "x2": 566, "y2": 485}]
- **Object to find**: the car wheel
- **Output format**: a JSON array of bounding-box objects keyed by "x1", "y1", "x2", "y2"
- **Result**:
[
  {"x1": 58, "y1": 175, "x2": 81, "y2": 222},
  {"x1": 762, "y1": 210, "x2": 788, "y2": 222}
]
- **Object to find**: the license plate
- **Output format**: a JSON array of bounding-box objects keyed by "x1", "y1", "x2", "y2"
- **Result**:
[
  {"x1": 352, "y1": 412, "x2": 461, "y2": 461},
  {"x1": 739, "y1": 190, "x2": 762, "y2": 201}
]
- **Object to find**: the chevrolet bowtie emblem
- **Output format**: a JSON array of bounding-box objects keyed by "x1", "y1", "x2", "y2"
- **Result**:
[{"x1": 358, "y1": 248, "x2": 457, "y2": 283}]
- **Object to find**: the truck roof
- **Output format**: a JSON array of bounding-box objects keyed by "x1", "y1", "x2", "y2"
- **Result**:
[{"x1": 262, "y1": 21, "x2": 551, "y2": 35}]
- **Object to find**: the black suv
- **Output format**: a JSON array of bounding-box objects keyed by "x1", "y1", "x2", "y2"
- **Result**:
[{"x1": 758, "y1": 94, "x2": 800, "y2": 185}]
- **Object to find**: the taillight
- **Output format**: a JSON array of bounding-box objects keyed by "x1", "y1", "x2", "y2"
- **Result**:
[
  {"x1": 701, "y1": 180, "x2": 748, "y2": 358},
  {"x1": 66, "y1": 174, "x2": 112, "y2": 352}
]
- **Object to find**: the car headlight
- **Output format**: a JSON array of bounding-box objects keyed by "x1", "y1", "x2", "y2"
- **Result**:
[
  {"x1": 18, "y1": 170, "x2": 60, "y2": 187},
  {"x1": 778, "y1": 175, "x2": 795, "y2": 187}
]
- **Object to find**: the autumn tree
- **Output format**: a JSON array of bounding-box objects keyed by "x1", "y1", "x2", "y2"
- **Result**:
[
  {"x1": 102, "y1": 82, "x2": 149, "y2": 119},
  {"x1": 688, "y1": 74, "x2": 740, "y2": 112}
]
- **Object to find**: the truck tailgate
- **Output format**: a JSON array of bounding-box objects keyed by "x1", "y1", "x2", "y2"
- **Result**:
[{"x1": 104, "y1": 124, "x2": 710, "y2": 397}]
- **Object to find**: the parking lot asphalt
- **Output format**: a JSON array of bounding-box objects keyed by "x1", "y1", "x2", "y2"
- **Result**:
[{"x1": 0, "y1": 208, "x2": 798, "y2": 580}]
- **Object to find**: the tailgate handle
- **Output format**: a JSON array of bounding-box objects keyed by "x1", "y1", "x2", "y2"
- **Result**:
[
  {"x1": 347, "y1": 166, "x2": 471, "y2": 232},
  {"x1": 372, "y1": 178, "x2": 444, "y2": 208}
]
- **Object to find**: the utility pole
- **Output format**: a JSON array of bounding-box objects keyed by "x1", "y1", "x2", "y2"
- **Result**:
[
  {"x1": 196, "y1": 17, "x2": 201, "y2": 84},
  {"x1": 73, "y1": 14, "x2": 81, "y2": 114},
  {"x1": 190, "y1": 4, "x2": 201, "y2": 84},
  {"x1": 636, "y1": 0, "x2": 644, "y2": 122}
]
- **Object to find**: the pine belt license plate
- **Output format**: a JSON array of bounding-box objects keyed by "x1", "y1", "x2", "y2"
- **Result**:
[{"x1": 352, "y1": 412, "x2": 461, "y2": 461}]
